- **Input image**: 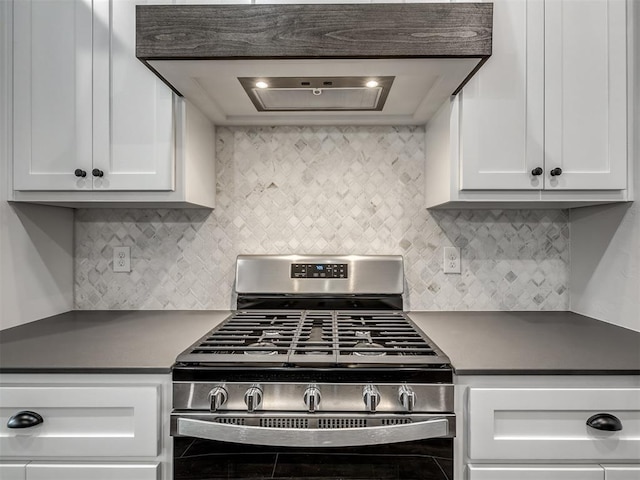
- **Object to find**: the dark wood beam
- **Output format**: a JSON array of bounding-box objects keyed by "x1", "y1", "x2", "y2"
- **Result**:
[{"x1": 136, "y1": 3, "x2": 492, "y2": 61}]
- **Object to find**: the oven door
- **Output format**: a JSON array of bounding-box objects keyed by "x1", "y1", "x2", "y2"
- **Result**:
[{"x1": 172, "y1": 413, "x2": 455, "y2": 480}]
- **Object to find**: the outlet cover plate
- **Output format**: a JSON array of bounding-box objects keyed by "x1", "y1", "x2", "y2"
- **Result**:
[
  {"x1": 113, "y1": 246, "x2": 131, "y2": 273},
  {"x1": 443, "y1": 246, "x2": 461, "y2": 274}
]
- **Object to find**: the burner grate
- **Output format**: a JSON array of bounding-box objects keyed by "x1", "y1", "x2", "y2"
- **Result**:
[
  {"x1": 190, "y1": 311, "x2": 300, "y2": 356},
  {"x1": 177, "y1": 310, "x2": 449, "y2": 366}
]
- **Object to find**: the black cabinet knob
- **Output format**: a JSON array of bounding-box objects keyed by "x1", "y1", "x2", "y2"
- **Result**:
[
  {"x1": 550, "y1": 167, "x2": 563, "y2": 177},
  {"x1": 531, "y1": 167, "x2": 543, "y2": 176},
  {"x1": 92, "y1": 168, "x2": 104, "y2": 177},
  {"x1": 7, "y1": 411, "x2": 44, "y2": 429},
  {"x1": 74, "y1": 169, "x2": 87, "y2": 178},
  {"x1": 586, "y1": 413, "x2": 622, "y2": 431}
]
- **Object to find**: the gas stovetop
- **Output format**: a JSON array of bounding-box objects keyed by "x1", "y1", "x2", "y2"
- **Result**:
[
  {"x1": 171, "y1": 256, "x2": 454, "y2": 450},
  {"x1": 176, "y1": 310, "x2": 450, "y2": 368},
  {"x1": 172, "y1": 255, "x2": 454, "y2": 425}
]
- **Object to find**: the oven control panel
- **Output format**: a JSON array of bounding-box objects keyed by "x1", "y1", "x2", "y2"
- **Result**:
[
  {"x1": 291, "y1": 263, "x2": 348, "y2": 279},
  {"x1": 174, "y1": 381, "x2": 454, "y2": 413}
]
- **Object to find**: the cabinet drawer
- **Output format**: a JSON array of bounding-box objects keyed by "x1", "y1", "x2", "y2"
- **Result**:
[
  {"x1": 603, "y1": 466, "x2": 640, "y2": 480},
  {"x1": 468, "y1": 388, "x2": 640, "y2": 460},
  {"x1": 0, "y1": 462, "x2": 27, "y2": 480},
  {"x1": 468, "y1": 464, "x2": 604, "y2": 480},
  {"x1": 0, "y1": 385, "x2": 159, "y2": 457},
  {"x1": 26, "y1": 463, "x2": 159, "y2": 480}
]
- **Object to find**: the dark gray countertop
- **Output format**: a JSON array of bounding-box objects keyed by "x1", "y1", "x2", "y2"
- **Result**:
[
  {"x1": 0, "y1": 310, "x2": 229, "y2": 373},
  {"x1": 1, "y1": 310, "x2": 638, "y2": 375},
  {"x1": 408, "y1": 311, "x2": 640, "y2": 375}
]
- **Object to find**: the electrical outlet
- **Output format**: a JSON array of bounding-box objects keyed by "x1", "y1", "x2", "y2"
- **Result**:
[
  {"x1": 113, "y1": 246, "x2": 131, "y2": 273},
  {"x1": 443, "y1": 246, "x2": 461, "y2": 274}
]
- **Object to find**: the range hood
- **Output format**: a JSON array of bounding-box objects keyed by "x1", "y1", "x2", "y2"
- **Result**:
[{"x1": 136, "y1": 3, "x2": 492, "y2": 126}]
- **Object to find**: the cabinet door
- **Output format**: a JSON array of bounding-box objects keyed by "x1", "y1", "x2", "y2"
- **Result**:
[
  {"x1": 0, "y1": 463, "x2": 27, "y2": 480},
  {"x1": 92, "y1": 0, "x2": 174, "y2": 191},
  {"x1": 544, "y1": 0, "x2": 627, "y2": 190},
  {"x1": 458, "y1": 0, "x2": 544, "y2": 190},
  {"x1": 468, "y1": 464, "x2": 604, "y2": 480},
  {"x1": 26, "y1": 463, "x2": 159, "y2": 480},
  {"x1": 603, "y1": 466, "x2": 640, "y2": 480},
  {"x1": 13, "y1": 0, "x2": 93, "y2": 191}
]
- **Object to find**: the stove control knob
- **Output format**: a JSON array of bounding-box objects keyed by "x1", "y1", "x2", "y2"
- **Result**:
[
  {"x1": 303, "y1": 386, "x2": 322, "y2": 413},
  {"x1": 398, "y1": 385, "x2": 416, "y2": 413},
  {"x1": 244, "y1": 385, "x2": 263, "y2": 412},
  {"x1": 363, "y1": 385, "x2": 381, "y2": 413},
  {"x1": 208, "y1": 385, "x2": 228, "y2": 412}
]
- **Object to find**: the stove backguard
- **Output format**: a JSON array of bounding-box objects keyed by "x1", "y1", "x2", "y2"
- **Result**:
[{"x1": 235, "y1": 254, "x2": 404, "y2": 296}]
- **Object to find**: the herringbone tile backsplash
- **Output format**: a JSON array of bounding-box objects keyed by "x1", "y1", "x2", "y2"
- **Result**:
[{"x1": 75, "y1": 126, "x2": 569, "y2": 311}]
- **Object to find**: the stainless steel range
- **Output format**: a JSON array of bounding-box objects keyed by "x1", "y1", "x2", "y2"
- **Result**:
[{"x1": 172, "y1": 255, "x2": 454, "y2": 480}]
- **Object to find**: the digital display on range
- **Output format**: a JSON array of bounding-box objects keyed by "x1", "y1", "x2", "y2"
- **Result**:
[{"x1": 291, "y1": 263, "x2": 348, "y2": 279}]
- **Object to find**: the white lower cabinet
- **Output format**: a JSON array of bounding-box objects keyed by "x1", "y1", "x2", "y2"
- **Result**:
[
  {"x1": 0, "y1": 462, "x2": 27, "y2": 480},
  {"x1": 0, "y1": 385, "x2": 158, "y2": 457},
  {"x1": 0, "y1": 374, "x2": 170, "y2": 480},
  {"x1": 468, "y1": 464, "x2": 605, "y2": 480},
  {"x1": 0, "y1": 463, "x2": 158, "y2": 480},
  {"x1": 467, "y1": 388, "x2": 640, "y2": 460},
  {"x1": 603, "y1": 466, "x2": 640, "y2": 480},
  {"x1": 468, "y1": 465, "x2": 640, "y2": 480},
  {"x1": 26, "y1": 463, "x2": 159, "y2": 480},
  {"x1": 459, "y1": 378, "x2": 640, "y2": 480}
]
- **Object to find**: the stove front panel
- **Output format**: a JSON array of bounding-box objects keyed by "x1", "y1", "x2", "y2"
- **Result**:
[{"x1": 173, "y1": 382, "x2": 454, "y2": 412}]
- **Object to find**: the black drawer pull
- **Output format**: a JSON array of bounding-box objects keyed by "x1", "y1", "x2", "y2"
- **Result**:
[
  {"x1": 531, "y1": 167, "x2": 543, "y2": 176},
  {"x1": 586, "y1": 413, "x2": 622, "y2": 431},
  {"x1": 550, "y1": 167, "x2": 563, "y2": 176},
  {"x1": 92, "y1": 168, "x2": 104, "y2": 177},
  {"x1": 74, "y1": 169, "x2": 87, "y2": 178},
  {"x1": 7, "y1": 411, "x2": 44, "y2": 429}
]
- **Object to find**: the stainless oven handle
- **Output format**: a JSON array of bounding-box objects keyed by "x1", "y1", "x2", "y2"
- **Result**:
[{"x1": 176, "y1": 416, "x2": 452, "y2": 447}]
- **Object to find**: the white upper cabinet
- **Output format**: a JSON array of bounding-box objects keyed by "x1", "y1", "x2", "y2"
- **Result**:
[
  {"x1": 11, "y1": 0, "x2": 215, "y2": 207},
  {"x1": 92, "y1": 0, "x2": 174, "y2": 191},
  {"x1": 544, "y1": 0, "x2": 627, "y2": 190},
  {"x1": 13, "y1": 0, "x2": 175, "y2": 194},
  {"x1": 425, "y1": 0, "x2": 631, "y2": 208},
  {"x1": 459, "y1": 0, "x2": 544, "y2": 191},
  {"x1": 14, "y1": 0, "x2": 174, "y2": 192},
  {"x1": 13, "y1": 0, "x2": 93, "y2": 191}
]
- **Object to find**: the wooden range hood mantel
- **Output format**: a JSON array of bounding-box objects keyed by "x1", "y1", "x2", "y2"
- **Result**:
[{"x1": 136, "y1": 3, "x2": 493, "y2": 126}]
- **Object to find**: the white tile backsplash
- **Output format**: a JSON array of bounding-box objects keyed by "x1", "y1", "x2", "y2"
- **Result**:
[{"x1": 75, "y1": 126, "x2": 569, "y2": 311}]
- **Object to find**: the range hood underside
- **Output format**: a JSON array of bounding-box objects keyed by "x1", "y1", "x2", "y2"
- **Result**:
[
  {"x1": 137, "y1": 3, "x2": 492, "y2": 126},
  {"x1": 150, "y1": 58, "x2": 482, "y2": 126}
]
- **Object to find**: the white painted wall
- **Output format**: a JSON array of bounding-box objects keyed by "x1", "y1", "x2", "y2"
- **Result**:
[
  {"x1": 0, "y1": 1, "x2": 73, "y2": 331},
  {"x1": 570, "y1": 0, "x2": 640, "y2": 332}
]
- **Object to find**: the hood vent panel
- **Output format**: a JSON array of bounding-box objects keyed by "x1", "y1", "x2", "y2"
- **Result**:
[
  {"x1": 253, "y1": 88, "x2": 381, "y2": 112},
  {"x1": 239, "y1": 77, "x2": 394, "y2": 112},
  {"x1": 136, "y1": 3, "x2": 492, "y2": 126}
]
